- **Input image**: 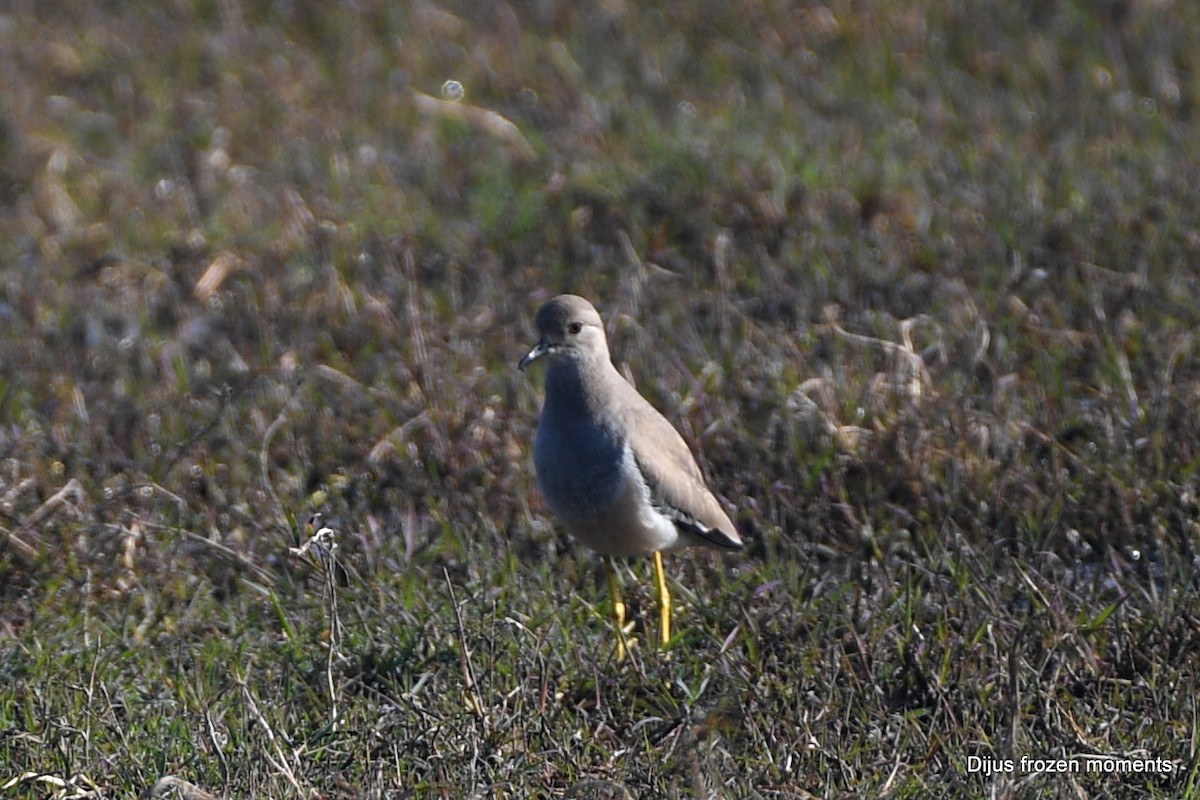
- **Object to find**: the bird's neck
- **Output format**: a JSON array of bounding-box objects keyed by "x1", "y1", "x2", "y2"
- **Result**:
[{"x1": 545, "y1": 356, "x2": 621, "y2": 415}]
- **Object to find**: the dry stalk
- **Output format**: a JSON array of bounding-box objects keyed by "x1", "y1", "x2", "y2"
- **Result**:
[
  {"x1": 289, "y1": 516, "x2": 344, "y2": 730},
  {"x1": 409, "y1": 90, "x2": 535, "y2": 160},
  {"x1": 142, "y1": 775, "x2": 220, "y2": 800},
  {"x1": 444, "y1": 568, "x2": 489, "y2": 739},
  {"x1": 4, "y1": 477, "x2": 86, "y2": 563},
  {"x1": 821, "y1": 312, "x2": 935, "y2": 401},
  {"x1": 237, "y1": 670, "x2": 306, "y2": 797}
]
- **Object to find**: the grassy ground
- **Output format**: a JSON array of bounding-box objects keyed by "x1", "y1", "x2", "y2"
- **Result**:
[{"x1": 2, "y1": 1, "x2": 1199, "y2": 797}]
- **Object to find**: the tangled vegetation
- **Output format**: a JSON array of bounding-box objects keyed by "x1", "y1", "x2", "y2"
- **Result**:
[{"x1": 1, "y1": 1, "x2": 1198, "y2": 797}]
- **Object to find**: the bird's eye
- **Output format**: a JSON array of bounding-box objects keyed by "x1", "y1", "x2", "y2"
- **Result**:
[{"x1": 568, "y1": 322, "x2": 582, "y2": 335}]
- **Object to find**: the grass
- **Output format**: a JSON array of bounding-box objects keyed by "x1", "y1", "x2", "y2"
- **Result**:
[{"x1": 2, "y1": 0, "x2": 1200, "y2": 797}]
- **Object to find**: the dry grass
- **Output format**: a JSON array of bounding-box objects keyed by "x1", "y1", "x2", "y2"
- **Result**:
[{"x1": 2, "y1": 1, "x2": 1199, "y2": 797}]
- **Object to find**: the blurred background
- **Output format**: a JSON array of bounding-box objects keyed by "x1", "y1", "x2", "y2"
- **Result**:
[{"x1": 1, "y1": 1, "x2": 1198, "y2": 796}]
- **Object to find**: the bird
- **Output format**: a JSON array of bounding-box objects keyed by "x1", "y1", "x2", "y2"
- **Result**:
[{"x1": 518, "y1": 294, "x2": 742, "y2": 659}]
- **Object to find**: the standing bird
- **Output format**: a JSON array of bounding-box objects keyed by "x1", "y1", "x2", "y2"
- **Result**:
[{"x1": 518, "y1": 294, "x2": 742, "y2": 658}]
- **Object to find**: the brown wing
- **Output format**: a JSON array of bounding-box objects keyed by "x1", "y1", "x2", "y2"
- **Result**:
[{"x1": 617, "y1": 384, "x2": 742, "y2": 550}]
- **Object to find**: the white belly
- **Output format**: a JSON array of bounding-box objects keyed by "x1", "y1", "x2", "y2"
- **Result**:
[{"x1": 544, "y1": 446, "x2": 681, "y2": 557}]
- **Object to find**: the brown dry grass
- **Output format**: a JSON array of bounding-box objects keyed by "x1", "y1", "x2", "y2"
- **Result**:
[{"x1": 2, "y1": 1, "x2": 1199, "y2": 798}]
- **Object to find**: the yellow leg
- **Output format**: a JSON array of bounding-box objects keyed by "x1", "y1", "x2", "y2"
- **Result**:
[
  {"x1": 654, "y1": 551, "x2": 671, "y2": 647},
  {"x1": 604, "y1": 557, "x2": 635, "y2": 661}
]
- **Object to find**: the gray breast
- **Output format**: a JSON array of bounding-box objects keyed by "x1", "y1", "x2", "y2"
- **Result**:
[{"x1": 534, "y1": 403, "x2": 627, "y2": 523}]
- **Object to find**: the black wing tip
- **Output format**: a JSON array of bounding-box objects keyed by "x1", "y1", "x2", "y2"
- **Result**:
[
  {"x1": 711, "y1": 527, "x2": 746, "y2": 551},
  {"x1": 671, "y1": 515, "x2": 744, "y2": 551}
]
